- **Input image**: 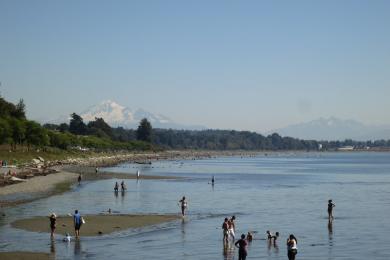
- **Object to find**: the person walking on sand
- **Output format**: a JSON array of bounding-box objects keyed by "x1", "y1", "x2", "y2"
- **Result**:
[
  {"x1": 137, "y1": 170, "x2": 140, "y2": 180},
  {"x1": 49, "y1": 213, "x2": 56, "y2": 237},
  {"x1": 114, "y1": 182, "x2": 119, "y2": 192},
  {"x1": 222, "y1": 218, "x2": 229, "y2": 245},
  {"x1": 328, "y1": 199, "x2": 335, "y2": 220},
  {"x1": 179, "y1": 196, "x2": 187, "y2": 216},
  {"x1": 235, "y1": 234, "x2": 248, "y2": 260},
  {"x1": 73, "y1": 210, "x2": 82, "y2": 238},
  {"x1": 211, "y1": 175, "x2": 215, "y2": 185},
  {"x1": 228, "y1": 216, "x2": 236, "y2": 241},
  {"x1": 287, "y1": 234, "x2": 298, "y2": 260},
  {"x1": 78, "y1": 174, "x2": 82, "y2": 185}
]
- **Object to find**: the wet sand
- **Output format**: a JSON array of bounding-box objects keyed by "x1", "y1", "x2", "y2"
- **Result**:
[
  {"x1": 12, "y1": 214, "x2": 179, "y2": 237},
  {"x1": 0, "y1": 252, "x2": 52, "y2": 260}
]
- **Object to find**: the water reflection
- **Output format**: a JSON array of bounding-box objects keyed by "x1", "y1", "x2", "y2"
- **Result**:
[
  {"x1": 328, "y1": 220, "x2": 333, "y2": 243},
  {"x1": 328, "y1": 219, "x2": 333, "y2": 259},
  {"x1": 50, "y1": 238, "x2": 56, "y2": 254},
  {"x1": 74, "y1": 239, "x2": 82, "y2": 256},
  {"x1": 223, "y1": 243, "x2": 234, "y2": 260},
  {"x1": 181, "y1": 218, "x2": 187, "y2": 242}
]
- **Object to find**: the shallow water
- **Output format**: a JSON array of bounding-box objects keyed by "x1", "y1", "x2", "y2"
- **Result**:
[{"x1": 1, "y1": 152, "x2": 390, "y2": 259}]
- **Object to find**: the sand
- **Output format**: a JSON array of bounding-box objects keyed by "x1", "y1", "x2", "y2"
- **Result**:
[
  {"x1": 12, "y1": 214, "x2": 179, "y2": 237},
  {"x1": 0, "y1": 171, "x2": 78, "y2": 197},
  {"x1": 0, "y1": 252, "x2": 52, "y2": 260}
]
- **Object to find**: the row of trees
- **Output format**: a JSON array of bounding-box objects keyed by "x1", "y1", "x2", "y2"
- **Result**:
[{"x1": 0, "y1": 97, "x2": 50, "y2": 149}]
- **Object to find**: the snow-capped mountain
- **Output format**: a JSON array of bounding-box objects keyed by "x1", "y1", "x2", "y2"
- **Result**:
[
  {"x1": 49, "y1": 100, "x2": 205, "y2": 130},
  {"x1": 273, "y1": 117, "x2": 390, "y2": 141}
]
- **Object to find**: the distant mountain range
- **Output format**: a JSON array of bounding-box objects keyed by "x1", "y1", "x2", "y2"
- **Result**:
[
  {"x1": 45, "y1": 103, "x2": 389, "y2": 140},
  {"x1": 273, "y1": 117, "x2": 390, "y2": 141},
  {"x1": 47, "y1": 100, "x2": 205, "y2": 130}
]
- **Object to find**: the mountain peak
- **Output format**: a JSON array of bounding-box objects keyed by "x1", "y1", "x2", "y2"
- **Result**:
[{"x1": 274, "y1": 117, "x2": 390, "y2": 141}]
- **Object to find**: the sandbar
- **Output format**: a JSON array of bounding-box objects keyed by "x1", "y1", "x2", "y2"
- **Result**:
[
  {"x1": 0, "y1": 252, "x2": 52, "y2": 260},
  {"x1": 12, "y1": 214, "x2": 179, "y2": 236}
]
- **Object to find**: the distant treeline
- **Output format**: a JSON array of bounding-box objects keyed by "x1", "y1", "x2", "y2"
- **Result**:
[
  {"x1": 1, "y1": 96, "x2": 389, "y2": 151},
  {"x1": 45, "y1": 122, "x2": 390, "y2": 151}
]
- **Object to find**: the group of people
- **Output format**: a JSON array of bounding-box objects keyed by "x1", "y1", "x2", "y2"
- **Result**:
[
  {"x1": 219, "y1": 199, "x2": 335, "y2": 260},
  {"x1": 49, "y1": 210, "x2": 84, "y2": 241},
  {"x1": 114, "y1": 181, "x2": 127, "y2": 192},
  {"x1": 222, "y1": 216, "x2": 236, "y2": 244}
]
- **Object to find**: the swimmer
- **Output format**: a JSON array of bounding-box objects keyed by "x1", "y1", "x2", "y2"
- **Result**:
[
  {"x1": 287, "y1": 234, "x2": 298, "y2": 260},
  {"x1": 179, "y1": 196, "x2": 187, "y2": 216},
  {"x1": 266, "y1": 230, "x2": 273, "y2": 240},
  {"x1": 273, "y1": 232, "x2": 280, "y2": 244},
  {"x1": 234, "y1": 234, "x2": 248, "y2": 260},
  {"x1": 328, "y1": 199, "x2": 335, "y2": 220},
  {"x1": 222, "y1": 218, "x2": 229, "y2": 245},
  {"x1": 228, "y1": 216, "x2": 236, "y2": 241},
  {"x1": 247, "y1": 232, "x2": 253, "y2": 242}
]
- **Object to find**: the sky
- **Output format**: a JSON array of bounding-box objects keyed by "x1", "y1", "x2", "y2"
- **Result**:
[{"x1": 1, "y1": 0, "x2": 389, "y2": 133}]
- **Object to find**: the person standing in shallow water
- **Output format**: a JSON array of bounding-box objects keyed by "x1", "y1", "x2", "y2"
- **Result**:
[
  {"x1": 49, "y1": 213, "x2": 56, "y2": 237},
  {"x1": 235, "y1": 234, "x2": 248, "y2": 260},
  {"x1": 179, "y1": 196, "x2": 187, "y2": 216},
  {"x1": 328, "y1": 199, "x2": 335, "y2": 220},
  {"x1": 287, "y1": 234, "x2": 298, "y2": 260},
  {"x1": 228, "y1": 216, "x2": 236, "y2": 241},
  {"x1": 222, "y1": 218, "x2": 229, "y2": 245}
]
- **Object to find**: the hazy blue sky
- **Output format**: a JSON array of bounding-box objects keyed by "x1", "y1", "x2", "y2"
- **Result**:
[{"x1": 1, "y1": 0, "x2": 389, "y2": 132}]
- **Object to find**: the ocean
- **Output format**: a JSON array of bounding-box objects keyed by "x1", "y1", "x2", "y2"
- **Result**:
[{"x1": 1, "y1": 152, "x2": 390, "y2": 259}]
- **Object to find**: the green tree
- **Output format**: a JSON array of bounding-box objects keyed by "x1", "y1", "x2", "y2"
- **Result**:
[
  {"x1": 136, "y1": 118, "x2": 152, "y2": 142},
  {"x1": 69, "y1": 113, "x2": 87, "y2": 135},
  {"x1": 58, "y1": 123, "x2": 69, "y2": 132},
  {"x1": 25, "y1": 121, "x2": 49, "y2": 149},
  {"x1": 13, "y1": 99, "x2": 26, "y2": 119},
  {"x1": 87, "y1": 117, "x2": 113, "y2": 138},
  {"x1": 9, "y1": 118, "x2": 26, "y2": 149},
  {"x1": 0, "y1": 118, "x2": 12, "y2": 144}
]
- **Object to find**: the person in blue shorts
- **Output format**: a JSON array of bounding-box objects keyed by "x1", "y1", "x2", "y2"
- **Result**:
[{"x1": 73, "y1": 210, "x2": 82, "y2": 238}]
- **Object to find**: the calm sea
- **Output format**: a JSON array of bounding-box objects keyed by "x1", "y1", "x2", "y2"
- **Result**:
[{"x1": 1, "y1": 152, "x2": 390, "y2": 259}]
